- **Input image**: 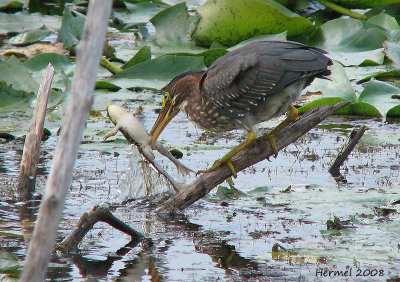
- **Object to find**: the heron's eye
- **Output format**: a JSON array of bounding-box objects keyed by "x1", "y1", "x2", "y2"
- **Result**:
[{"x1": 162, "y1": 92, "x2": 171, "y2": 108}]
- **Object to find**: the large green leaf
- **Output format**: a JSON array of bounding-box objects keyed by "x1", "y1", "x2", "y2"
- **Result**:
[
  {"x1": 117, "y1": 2, "x2": 168, "y2": 23},
  {"x1": 8, "y1": 25, "x2": 52, "y2": 46},
  {"x1": 121, "y1": 46, "x2": 151, "y2": 69},
  {"x1": 0, "y1": 12, "x2": 61, "y2": 35},
  {"x1": 368, "y1": 13, "x2": 400, "y2": 31},
  {"x1": 191, "y1": 0, "x2": 314, "y2": 47},
  {"x1": 311, "y1": 18, "x2": 387, "y2": 66},
  {"x1": 358, "y1": 79, "x2": 400, "y2": 117},
  {"x1": 150, "y1": 2, "x2": 198, "y2": 48},
  {"x1": 56, "y1": 6, "x2": 86, "y2": 48},
  {"x1": 111, "y1": 55, "x2": 206, "y2": 89},
  {"x1": 303, "y1": 61, "x2": 356, "y2": 101},
  {"x1": 24, "y1": 53, "x2": 72, "y2": 71},
  {"x1": 384, "y1": 41, "x2": 400, "y2": 69},
  {"x1": 0, "y1": 81, "x2": 33, "y2": 112}
]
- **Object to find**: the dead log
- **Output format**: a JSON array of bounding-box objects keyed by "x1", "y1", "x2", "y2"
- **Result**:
[
  {"x1": 157, "y1": 101, "x2": 350, "y2": 212},
  {"x1": 19, "y1": 1, "x2": 113, "y2": 281},
  {"x1": 17, "y1": 64, "x2": 54, "y2": 199}
]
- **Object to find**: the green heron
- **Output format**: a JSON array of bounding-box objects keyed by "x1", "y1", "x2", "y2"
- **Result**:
[{"x1": 150, "y1": 40, "x2": 332, "y2": 177}]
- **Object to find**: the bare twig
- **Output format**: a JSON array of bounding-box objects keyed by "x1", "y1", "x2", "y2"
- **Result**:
[
  {"x1": 157, "y1": 101, "x2": 350, "y2": 212},
  {"x1": 19, "y1": 1, "x2": 112, "y2": 281},
  {"x1": 17, "y1": 64, "x2": 54, "y2": 199},
  {"x1": 58, "y1": 205, "x2": 143, "y2": 251},
  {"x1": 329, "y1": 125, "x2": 366, "y2": 177}
]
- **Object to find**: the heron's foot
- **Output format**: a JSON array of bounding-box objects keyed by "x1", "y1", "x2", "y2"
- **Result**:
[
  {"x1": 197, "y1": 159, "x2": 237, "y2": 178},
  {"x1": 196, "y1": 131, "x2": 256, "y2": 178},
  {"x1": 261, "y1": 105, "x2": 299, "y2": 159}
]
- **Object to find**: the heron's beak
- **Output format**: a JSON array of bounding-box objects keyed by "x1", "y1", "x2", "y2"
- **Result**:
[{"x1": 150, "y1": 103, "x2": 180, "y2": 148}]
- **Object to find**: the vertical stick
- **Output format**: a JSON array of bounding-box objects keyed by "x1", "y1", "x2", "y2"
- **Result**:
[
  {"x1": 17, "y1": 64, "x2": 54, "y2": 199},
  {"x1": 19, "y1": 1, "x2": 112, "y2": 281}
]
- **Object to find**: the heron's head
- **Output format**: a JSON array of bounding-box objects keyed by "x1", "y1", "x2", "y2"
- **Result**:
[{"x1": 149, "y1": 71, "x2": 204, "y2": 147}]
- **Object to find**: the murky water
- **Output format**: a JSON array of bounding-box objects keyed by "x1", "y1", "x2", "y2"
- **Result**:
[{"x1": 1, "y1": 108, "x2": 400, "y2": 281}]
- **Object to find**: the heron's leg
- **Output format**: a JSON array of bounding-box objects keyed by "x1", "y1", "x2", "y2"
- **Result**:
[
  {"x1": 261, "y1": 105, "x2": 299, "y2": 157},
  {"x1": 197, "y1": 130, "x2": 256, "y2": 178}
]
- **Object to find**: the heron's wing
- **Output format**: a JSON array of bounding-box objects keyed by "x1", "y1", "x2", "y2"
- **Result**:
[{"x1": 201, "y1": 41, "x2": 331, "y2": 117}]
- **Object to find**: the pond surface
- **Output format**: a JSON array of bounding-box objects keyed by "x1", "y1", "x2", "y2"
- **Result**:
[{"x1": 1, "y1": 98, "x2": 400, "y2": 281}]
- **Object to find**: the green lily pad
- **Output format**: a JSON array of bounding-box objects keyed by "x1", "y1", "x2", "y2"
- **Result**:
[
  {"x1": 150, "y1": 2, "x2": 198, "y2": 48},
  {"x1": 192, "y1": 0, "x2": 314, "y2": 47},
  {"x1": 121, "y1": 45, "x2": 151, "y2": 69},
  {"x1": 387, "y1": 104, "x2": 400, "y2": 117},
  {"x1": 8, "y1": 25, "x2": 52, "y2": 46},
  {"x1": 303, "y1": 61, "x2": 356, "y2": 102},
  {"x1": 95, "y1": 81, "x2": 121, "y2": 91},
  {"x1": 112, "y1": 55, "x2": 206, "y2": 88},
  {"x1": 117, "y1": 2, "x2": 168, "y2": 23},
  {"x1": 0, "y1": 251, "x2": 21, "y2": 277},
  {"x1": 357, "y1": 70, "x2": 400, "y2": 84},
  {"x1": 216, "y1": 185, "x2": 247, "y2": 199},
  {"x1": 0, "y1": 81, "x2": 33, "y2": 112},
  {"x1": 166, "y1": 48, "x2": 228, "y2": 67},
  {"x1": 298, "y1": 97, "x2": 352, "y2": 115},
  {"x1": 384, "y1": 41, "x2": 400, "y2": 69},
  {"x1": 24, "y1": 53, "x2": 72, "y2": 71},
  {"x1": 57, "y1": 6, "x2": 86, "y2": 48},
  {"x1": 311, "y1": 18, "x2": 388, "y2": 66},
  {"x1": 228, "y1": 32, "x2": 288, "y2": 51},
  {"x1": 368, "y1": 12, "x2": 400, "y2": 31},
  {"x1": 358, "y1": 79, "x2": 400, "y2": 117},
  {"x1": 0, "y1": 11, "x2": 61, "y2": 35}
]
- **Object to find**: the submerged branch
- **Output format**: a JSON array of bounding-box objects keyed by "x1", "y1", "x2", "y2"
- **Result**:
[
  {"x1": 58, "y1": 205, "x2": 143, "y2": 251},
  {"x1": 157, "y1": 101, "x2": 350, "y2": 213},
  {"x1": 329, "y1": 125, "x2": 366, "y2": 177}
]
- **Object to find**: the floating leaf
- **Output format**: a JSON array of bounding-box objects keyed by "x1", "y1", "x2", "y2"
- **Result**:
[
  {"x1": 117, "y1": 2, "x2": 168, "y2": 23},
  {"x1": 2, "y1": 43, "x2": 67, "y2": 59},
  {"x1": 298, "y1": 97, "x2": 353, "y2": 115},
  {"x1": 384, "y1": 41, "x2": 400, "y2": 69},
  {"x1": 192, "y1": 0, "x2": 314, "y2": 47},
  {"x1": 357, "y1": 70, "x2": 400, "y2": 84},
  {"x1": 8, "y1": 25, "x2": 52, "y2": 46},
  {"x1": 358, "y1": 79, "x2": 400, "y2": 117},
  {"x1": 150, "y1": 2, "x2": 198, "y2": 48},
  {"x1": 57, "y1": 6, "x2": 86, "y2": 48},
  {"x1": 311, "y1": 18, "x2": 387, "y2": 66},
  {"x1": 112, "y1": 55, "x2": 206, "y2": 89},
  {"x1": 0, "y1": 81, "x2": 33, "y2": 112},
  {"x1": 368, "y1": 12, "x2": 400, "y2": 31},
  {"x1": 95, "y1": 81, "x2": 121, "y2": 91},
  {"x1": 0, "y1": 12, "x2": 61, "y2": 35},
  {"x1": 24, "y1": 53, "x2": 72, "y2": 71},
  {"x1": 121, "y1": 46, "x2": 151, "y2": 69}
]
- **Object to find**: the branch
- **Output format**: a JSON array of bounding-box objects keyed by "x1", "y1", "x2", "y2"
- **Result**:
[
  {"x1": 17, "y1": 64, "x2": 54, "y2": 199},
  {"x1": 157, "y1": 101, "x2": 350, "y2": 212},
  {"x1": 58, "y1": 205, "x2": 143, "y2": 251},
  {"x1": 20, "y1": 1, "x2": 113, "y2": 281},
  {"x1": 329, "y1": 125, "x2": 366, "y2": 177}
]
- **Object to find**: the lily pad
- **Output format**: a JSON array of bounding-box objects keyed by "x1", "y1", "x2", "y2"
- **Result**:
[
  {"x1": 57, "y1": 6, "x2": 86, "y2": 48},
  {"x1": 150, "y1": 2, "x2": 198, "y2": 48},
  {"x1": 358, "y1": 79, "x2": 400, "y2": 117},
  {"x1": 384, "y1": 41, "x2": 400, "y2": 69},
  {"x1": 117, "y1": 2, "x2": 168, "y2": 23},
  {"x1": 112, "y1": 55, "x2": 206, "y2": 88},
  {"x1": 121, "y1": 45, "x2": 151, "y2": 69},
  {"x1": 0, "y1": 81, "x2": 33, "y2": 112},
  {"x1": 311, "y1": 18, "x2": 387, "y2": 66},
  {"x1": 368, "y1": 12, "x2": 400, "y2": 31},
  {"x1": 357, "y1": 70, "x2": 400, "y2": 84},
  {"x1": 0, "y1": 12, "x2": 61, "y2": 35},
  {"x1": 8, "y1": 25, "x2": 52, "y2": 46},
  {"x1": 24, "y1": 53, "x2": 72, "y2": 71},
  {"x1": 192, "y1": 0, "x2": 314, "y2": 47}
]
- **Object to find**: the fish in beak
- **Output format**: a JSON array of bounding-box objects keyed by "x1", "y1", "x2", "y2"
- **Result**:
[{"x1": 149, "y1": 102, "x2": 180, "y2": 148}]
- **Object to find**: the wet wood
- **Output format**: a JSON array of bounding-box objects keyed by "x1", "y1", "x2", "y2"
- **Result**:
[
  {"x1": 17, "y1": 64, "x2": 54, "y2": 199},
  {"x1": 157, "y1": 101, "x2": 350, "y2": 212},
  {"x1": 19, "y1": 1, "x2": 113, "y2": 281},
  {"x1": 58, "y1": 205, "x2": 143, "y2": 251},
  {"x1": 329, "y1": 125, "x2": 366, "y2": 177}
]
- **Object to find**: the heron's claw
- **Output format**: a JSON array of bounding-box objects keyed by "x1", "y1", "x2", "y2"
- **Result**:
[{"x1": 196, "y1": 159, "x2": 238, "y2": 178}]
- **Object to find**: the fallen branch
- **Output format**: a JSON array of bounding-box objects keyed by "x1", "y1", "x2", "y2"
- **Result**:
[
  {"x1": 20, "y1": 1, "x2": 112, "y2": 281},
  {"x1": 157, "y1": 101, "x2": 350, "y2": 212},
  {"x1": 329, "y1": 125, "x2": 366, "y2": 177},
  {"x1": 17, "y1": 64, "x2": 54, "y2": 199},
  {"x1": 315, "y1": 0, "x2": 368, "y2": 20},
  {"x1": 58, "y1": 205, "x2": 143, "y2": 251}
]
